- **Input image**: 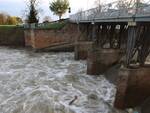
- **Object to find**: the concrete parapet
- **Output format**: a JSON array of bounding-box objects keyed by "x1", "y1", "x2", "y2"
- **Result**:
[
  {"x1": 87, "y1": 48, "x2": 121, "y2": 75},
  {"x1": 74, "y1": 41, "x2": 93, "y2": 60},
  {"x1": 114, "y1": 66, "x2": 150, "y2": 109}
]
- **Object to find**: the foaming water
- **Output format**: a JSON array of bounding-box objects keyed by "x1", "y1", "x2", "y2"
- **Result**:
[{"x1": 0, "y1": 47, "x2": 125, "y2": 113}]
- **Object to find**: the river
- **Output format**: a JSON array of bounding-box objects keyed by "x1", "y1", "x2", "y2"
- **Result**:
[{"x1": 0, "y1": 47, "x2": 126, "y2": 113}]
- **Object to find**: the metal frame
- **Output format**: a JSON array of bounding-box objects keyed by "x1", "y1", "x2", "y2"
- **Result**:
[
  {"x1": 70, "y1": 1, "x2": 150, "y2": 23},
  {"x1": 126, "y1": 23, "x2": 150, "y2": 67}
]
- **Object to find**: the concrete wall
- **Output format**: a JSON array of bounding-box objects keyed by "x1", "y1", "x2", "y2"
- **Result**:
[
  {"x1": 0, "y1": 27, "x2": 25, "y2": 46},
  {"x1": 115, "y1": 67, "x2": 150, "y2": 109},
  {"x1": 74, "y1": 41, "x2": 93, "y2": 60},
  {"x1": 87, "y1": 48, "x2": 122, "y2": 75},
  {"x1": 24, "y1": 23, "x2": 79, "y2": 49}
]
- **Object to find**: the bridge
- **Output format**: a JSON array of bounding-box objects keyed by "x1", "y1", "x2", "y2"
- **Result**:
[
  {"x1": 69, "y1": 0, "x2": 150, "y2": 67},
  {"x1": 70, "y1": 0, "x2": 150, "y2": 23},
  {"x1": 69, "y1": 0, "x2": 150, "y2": 110}
]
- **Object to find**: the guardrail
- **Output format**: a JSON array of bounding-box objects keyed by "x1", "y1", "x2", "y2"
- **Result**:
[
  {"x1": 69, "y1": 1, "x2": 150, "y2": 22},
  {"x1": 23, "y1": 19, "x2": 68, "y2": 29},
  {"x1": 23, "y1": 23, "x2": 55, "y2": 29}
]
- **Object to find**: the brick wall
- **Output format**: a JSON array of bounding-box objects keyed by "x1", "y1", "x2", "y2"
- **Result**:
[{"x1": 24, "y1": 23, "x2": 79, "y2": 49}]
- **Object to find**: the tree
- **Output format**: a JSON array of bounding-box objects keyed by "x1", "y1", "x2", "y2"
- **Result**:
[
  {"x1": 117, "y1": 0, "x2": 131, "y2": 10},
  {"x1": 49, "y1": 0, "x2": 69, "y2": 20},
  {"x1": 9, "y1": 17, "x2": 23, "y2": 25},
  {"x1": 6, "y1": 16, "x2": 14, "y2": 25},
  {"x1": 0, "y1": 13, "x2": 22, "y2": 25},
  {"x1": 15, "y1": 17, "x2": 23, "y2": 24},
  {"x1": 26, "y1": 0, "x2": 39, "y2": 24},
  {"x1": 0, "y1": 13, "x2": 6, "y2": 24},
  {"x1": 94, "y1": 0, "x2": 102, "y2": 7}
]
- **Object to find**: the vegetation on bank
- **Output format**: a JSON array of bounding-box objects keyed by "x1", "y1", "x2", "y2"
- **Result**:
[
  {"x1": 0, "y1": 13, "x2": 23, "y2": 25},
  {"x1": 0, "y1": 0, "x2": 70, "y2": 26},
  {"x1": 36, "y1": 21, "x2": 67, "y2": 30},
  {"x1": 0, "y1": 19, "x2": 67, "y2": 30},
  {"x1": 0, "y1": 25, "x2": 23, "y2": 29}
]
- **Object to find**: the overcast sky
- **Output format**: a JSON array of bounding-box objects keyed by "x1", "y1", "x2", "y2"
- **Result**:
[{"x1": 0, "y1": 0, "x2": 119, "y2": 21}]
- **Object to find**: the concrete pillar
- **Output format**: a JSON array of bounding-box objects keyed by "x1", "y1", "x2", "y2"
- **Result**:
[
  {"x1": 74, "y1": 41, "x2": 93, "y2": 60},
  {"x1": 30, "y1": 29, "x2": 35, "y2": 48},
  {"x1": 92, "y1": 22, "x2": 96, "y2": 41},
  {"x1": 87, "y1": 48, "x2": 121, "y2": 75},
  {"x1": 126, "y1": 22, "x2": 137, "y2": 66},
  {"x1": 114, "y1": 67, "x2": 150, "y2": 109},
  {"x1": 74, "y1": 23, "x2": 94, "y2": 60},
  {"x1": 24, "y1": 29, "x2": 32, "y2": 47},
  {"x1": 120, "y1": 25, "x2": 128, "y2": 50},
  {"x1": 108, "y1": 25, "x2": 116, "y2": 48}
]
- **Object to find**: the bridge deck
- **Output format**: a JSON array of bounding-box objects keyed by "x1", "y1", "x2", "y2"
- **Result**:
[
  {"x1": 74, "y1": 15, "x2": 150, "y2": 23},
  {"x1": 69, "y1": 1, "x2": 150, "y2": 23}
]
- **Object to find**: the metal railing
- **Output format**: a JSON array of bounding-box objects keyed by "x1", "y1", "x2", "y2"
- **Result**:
[
  {"x1": 69, "y1": 1, "x2": 150, "y2": 22},
  {"x1": 24, "y1": 23, "x2": 53, "y2": 29},
  {"x1": 23, "y1": 19, "x2": 68, "y2": 29}
]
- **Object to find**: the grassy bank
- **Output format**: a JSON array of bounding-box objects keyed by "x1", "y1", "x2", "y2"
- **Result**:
[
  {"x1": 0, "y1": 25, "x2": 23, "y2": 29},
  {"x1": 0, "y1": 19, "x2": 68, "y2": 30},
  {"x1": 36, "y1": 21, "x2": 67, "y2": 30}
]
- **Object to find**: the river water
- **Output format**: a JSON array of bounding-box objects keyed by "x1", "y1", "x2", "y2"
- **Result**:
[{"x1": 0, "y1": 47, "x2": 126, "y2": 113}]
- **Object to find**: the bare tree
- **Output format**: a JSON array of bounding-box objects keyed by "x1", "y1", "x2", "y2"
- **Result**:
[
  {"x1": 117, "y1": 0, "x2": 131, "y2": 10},
  {"x1": 94, "y1": 0, "x2": 102, "y2": 7},
  {"x1": 94, "y1": 0, "x2": 103, "y2": 14},
  {"x1": 76, "y1": 9, "x2": 83, "y2": 21}
]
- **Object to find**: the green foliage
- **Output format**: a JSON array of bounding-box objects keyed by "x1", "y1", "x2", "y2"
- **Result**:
[
  {"x1": 49, "y1": 0, "x2": 69, "y2": 20},
  {"x1": 27, "y1": 0, "x2": 39, "y2": 24},
  {"x1": 0, "y1": 13, "x2": 23, "y2": 25},
  {"x1": 37, "y1": 21, "x2": 67, "y2": 30},
  {"x1": 15, "y1": 17, "x2": 23, "y2": 24},
  {"x1": 0, "y1": 25, "x2": 23, "y2": 29},
  {"x1": 7, "y1": 16, "x2": 16, "y2": 25}
]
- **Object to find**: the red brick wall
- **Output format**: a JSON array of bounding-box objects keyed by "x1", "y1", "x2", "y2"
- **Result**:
[
  {"x1": 24, "y1": 23, "x2": 79, "y2": 49},
  {"x1": 24, "y1": 30, "x2": 32, "y2": 47}
]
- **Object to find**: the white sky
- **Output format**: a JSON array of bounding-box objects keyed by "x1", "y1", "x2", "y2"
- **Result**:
[{"x1": 0, "y1": 0, "x2": 149, "y2": 21}]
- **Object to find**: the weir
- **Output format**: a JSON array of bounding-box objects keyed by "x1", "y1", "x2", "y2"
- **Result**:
[
  {"x1": 74, "y1": 24, "x2": 93, "y2": 60},
  {"x1": 1, "y1": 0, "x2": 150, "y2": 112},
  {"x1": 115, "y1": 22, "x2": 150, "y2": 109},
  {"x1": 70, "y1": 0, "x2": 150, "y2": 110},
  {"x1": 86, "y1": 23, "x2": 126, "y2": 75},
  {"x1": 10, "y1": 0, "x2": 149, "y2": 110}
]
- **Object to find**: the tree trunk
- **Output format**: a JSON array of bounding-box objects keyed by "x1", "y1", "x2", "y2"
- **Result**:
[{"x1": 59, "y1": 15, "x2": 61, "y2": 20}]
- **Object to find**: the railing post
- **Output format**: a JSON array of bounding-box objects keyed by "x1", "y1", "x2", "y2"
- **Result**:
[{"x1": 91, "y1": 21, "x2": 96, "y2": 42}]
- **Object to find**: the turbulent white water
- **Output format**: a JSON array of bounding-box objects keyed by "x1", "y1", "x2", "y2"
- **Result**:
[{"x1": 0, "y1": 47, "x2": 125, "y2": 113}]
